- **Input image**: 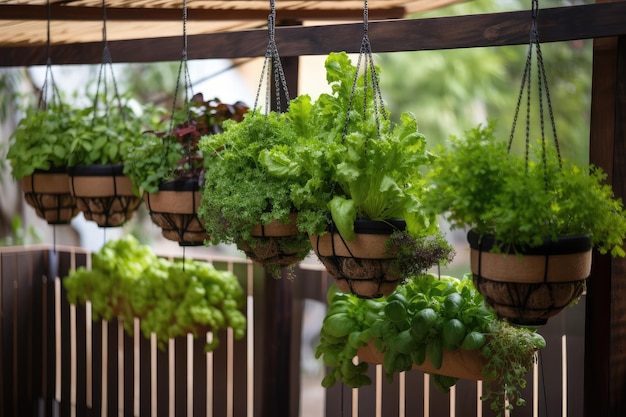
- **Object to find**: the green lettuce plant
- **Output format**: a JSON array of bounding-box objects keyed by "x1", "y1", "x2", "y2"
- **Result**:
[
  {"x1": 423, "y1": 121, "x2": 626, "y2": 256},
  {"x1": 260, "y1": 52, "x2": 438, "y2": 241},
  {"x1": 63, "y1": 236, "x2": 246, "y2": 351}
]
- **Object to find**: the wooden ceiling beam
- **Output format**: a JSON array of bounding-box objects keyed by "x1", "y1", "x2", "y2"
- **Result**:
[
  {"x1": 0, "y1": 5, "x2": 405, "y2": 21},
  {"x1": 1, "y1": 2, "x2": 625, "y2": 67}
]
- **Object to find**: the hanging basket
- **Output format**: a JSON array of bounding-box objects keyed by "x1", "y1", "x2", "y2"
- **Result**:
[
  {"x1": 68, "y1": 164, "x2": 142, "y2": 227},
  {"x1": 143, "y1": 178, "x2": 208, "y2": 246},
  {"x1": 238, "y1": 213, "x2": 310, "y2": 268},
  {"x1": 468, "y1": 230, "x2": 590, "y2": 326},
  {"x1": 310, "y1": 219, "x2": 405, "y2": 298},
  {"x1": 357, "y1": 340, "x2": 488, "y2": 381},
  {"x1": 21, "y1": 168, "x2": 79, "y2": 225}
]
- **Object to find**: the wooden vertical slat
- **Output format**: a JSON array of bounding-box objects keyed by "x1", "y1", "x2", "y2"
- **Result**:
[
  {"x1": 191, "y1": 330, "x2": 208, "y2": 417},
  {"x1": 134, "y1": 318, "x2": 141, "y2": 417},
  {"x1": 123, "y1": 318, "x2": 134, "y2": 416}
]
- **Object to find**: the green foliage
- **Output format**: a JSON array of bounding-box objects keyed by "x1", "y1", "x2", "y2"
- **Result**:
[
  {"x1": 0, "y1": 216, "x2": 41, "y2": 246},
  {"x1": 197, "y1": 110, "x2": 311, "y2": 268},
  {"x1": 381, "y1": 0, "x2": 593, "y2": 165},
  {"x1": 7, "y1": 101, "x2": 82, "y2": 179},
  {"x1": 316, "y1": 273, "x2": 545, "y2": 416},
  {"x1": 66, "y1": 94, "x2": 161, "y2": 167},
  {"x1": 260, "y1": 52, "x2": 437, "y2": 240},
  {"x1": 63, "y1": 236, "x2": 246, "y2": 351},
  {"x1": 424, "y1": 121, "x2": 626, "y2": 256},
  {"x1": 123, "y1": 94, "x2": 248, "y2": 195},
  {"x1": 481, "y1": 320, "x2": 547, "y2": 416}
]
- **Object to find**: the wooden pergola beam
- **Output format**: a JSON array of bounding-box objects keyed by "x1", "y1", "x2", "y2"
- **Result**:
[
  {"x1": 1, "y1": 1, "x2": 626, "y2": 66},
  {"x1": 0, "y1": 4, "x2": 405, "y2": 22}
]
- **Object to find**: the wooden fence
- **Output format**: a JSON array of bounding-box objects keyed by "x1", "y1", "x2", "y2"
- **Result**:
[{"x1": 1, "y1": 244, "x2": 585, "y2": 417}]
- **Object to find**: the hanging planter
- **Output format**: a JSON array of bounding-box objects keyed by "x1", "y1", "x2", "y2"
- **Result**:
[
  {"x1": 468, "y1": 230, "x2": 590, "y2": 326},
  {"x1": 310, "y1": 219, "x2": 405, "y2": 298},
  {"x1": 143, "y1": 178, "x2": 208, "y2": 246},
  {"x1": 316, "y1": 273, "x2": 546, "y2": 416},
  {"x1": 197, "y1": 4, "x2": 310, "y2": 276},
  {"x1": 69, "y1": 164, "x2": 141, "y2": 227},
  {"x1": 238, "y1": 213, "x2": 308, "y2": 269},
  {"x1": 6, "y1": 13, "x2": 80, "y2": 226},
  {"x1": 421, "y1": 2, "x2": 626, "y2": 325},
  {"x1": 20, "y1": 168, "x2": 79, "y2": 225},
  {"x1": 256, "y1": 0, "x2": 444, "y2": 290},
  {"x1": 123, "y1": 0, "x2": 249, "y2": 246},
  {"x1": 63, "y1": 1, "x2": 158, "y2": 228}
]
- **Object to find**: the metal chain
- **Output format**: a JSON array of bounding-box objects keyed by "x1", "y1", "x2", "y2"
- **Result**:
[
  {"x1": 508, "y1": 0, "x2": 560, "y2": 173},
  {"x1": 93, "y1": 0, "x2": 124, "y2": 126},
  {"x1": 253, "y1": 0, "x2": 290, "y2": 114},
  {"x1": 341, "y1": 0, "x2": 387, "y2": 143},
  {"x1": 170, "y1": 0, "x2": 193, "y2": 132},
  {"x1": 40, "y1": 0, "x2": 61, "y2": 111}
]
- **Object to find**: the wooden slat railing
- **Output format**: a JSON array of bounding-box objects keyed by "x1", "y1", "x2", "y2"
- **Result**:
[{"x1": 1, "y1": 244, "x2": 584, "y2": 417}]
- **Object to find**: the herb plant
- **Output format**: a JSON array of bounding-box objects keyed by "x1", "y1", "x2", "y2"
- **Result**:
[
  {"x1": 316, "y1": 273, "x2": 545, "y2": 416},
  {"x1": 66, "y1": 94, "x2": 159, "y2": 167},
  {"x1": 260, "y1": 52, "x2": 437, "y2": 241},
  {"x1": 423, "y1": 121, "x2": 626, "y2": 256},
  {"x1": 63, "y1": 236, "x2": 246, "y2": 351},
  {"x1": 7, "y1": 101, "x2": 81, "y2": 179},
  {"x1": 124, "y1": 94, "x2": 248, "y2": 195},
  {"x1": 197, "y1": 110, "x2": 311, "y2": 275}
]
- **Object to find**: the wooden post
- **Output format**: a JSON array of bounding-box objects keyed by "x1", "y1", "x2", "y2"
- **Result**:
[
  {"x1": 586, "y1": 3, "x2": 626, "y2": 413},
  {"x1": 259, "y1": 30, "x2": 301, "y2": 417}
]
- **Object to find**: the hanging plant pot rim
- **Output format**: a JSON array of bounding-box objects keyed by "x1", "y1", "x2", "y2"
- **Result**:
[
  {"x1": 33, "y1": 166, "x2": 68, "y2": 175},
  {"x1": 250, "y1": 213, "x2": 300, "y2": 237},
  {"x1": 68, "y1": 164, "x2": 124, "y2": 177},
  {"x1": 158, "y1": 178, "x2": 200, "y2": 192},
  {"x1": 467, "y1": 229, "x2": 591, "y2": 255},
  {"x1": 357, "y1": 340, "x2": 489, "y2": 381},
  {"x1": 144, "y1": 189, "x2": 201, "y2": 214},
  {"x1": 326, "y1": 217, "x2": 406, "y2": 235},
  {"x1": 22, "y1": 171, "x2": 72, "y2": 194}
]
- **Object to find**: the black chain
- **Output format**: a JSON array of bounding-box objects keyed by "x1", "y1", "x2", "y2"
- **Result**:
[
  {"x1": 40, "y1": 0, "x2": 61, "y2": 111},
  {"x1": 342, "y1": 0, "x2": 387, "y2": 143},
  {"x1": 170, "y1": 0, "x2": 194, "y2": 132},
  {"x1": 93, "y1": 0, "x2": 124, "y2": 127},
  {"x1": 507, "y1": 0, "x2": 561, "y2": 175},
  {"x1": 253, "y1": 0, "x2": 290, "y2": 114}
]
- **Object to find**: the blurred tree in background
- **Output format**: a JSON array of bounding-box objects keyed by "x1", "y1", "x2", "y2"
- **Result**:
[{"x1": 378, "y1": 0, "x2": 592, "y2": 164}]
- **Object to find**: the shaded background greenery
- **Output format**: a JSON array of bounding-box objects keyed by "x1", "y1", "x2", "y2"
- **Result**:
[{"x1": 378, "y1": 0, "x2": 592, "y2": 165}]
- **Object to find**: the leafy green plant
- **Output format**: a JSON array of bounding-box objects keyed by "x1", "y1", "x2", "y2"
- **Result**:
[
  {"x1": 66, "y1": 94, "x2": 161, "y2": 168},
  {"x1": 124, "y1": 94, "x2": 248, "y2": 195},
  {"x1": 63, "y1": 235, "x2": 246, "y2": 351},
  {"x1": 423, "y1": 121, "x2": 626, "y2": 256},
  {"x1": 7, "y1": 101, "x2": 81, "y2": 180},
  {"x1": 260, "y1": 52, "x2": 437, "y2": 241},
  {"x1": 316, "y1": 273, "x2": 546, "y2": 416},
  {"x1": 197, "y1": 109, "x2": 311, "y2": 275}
]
